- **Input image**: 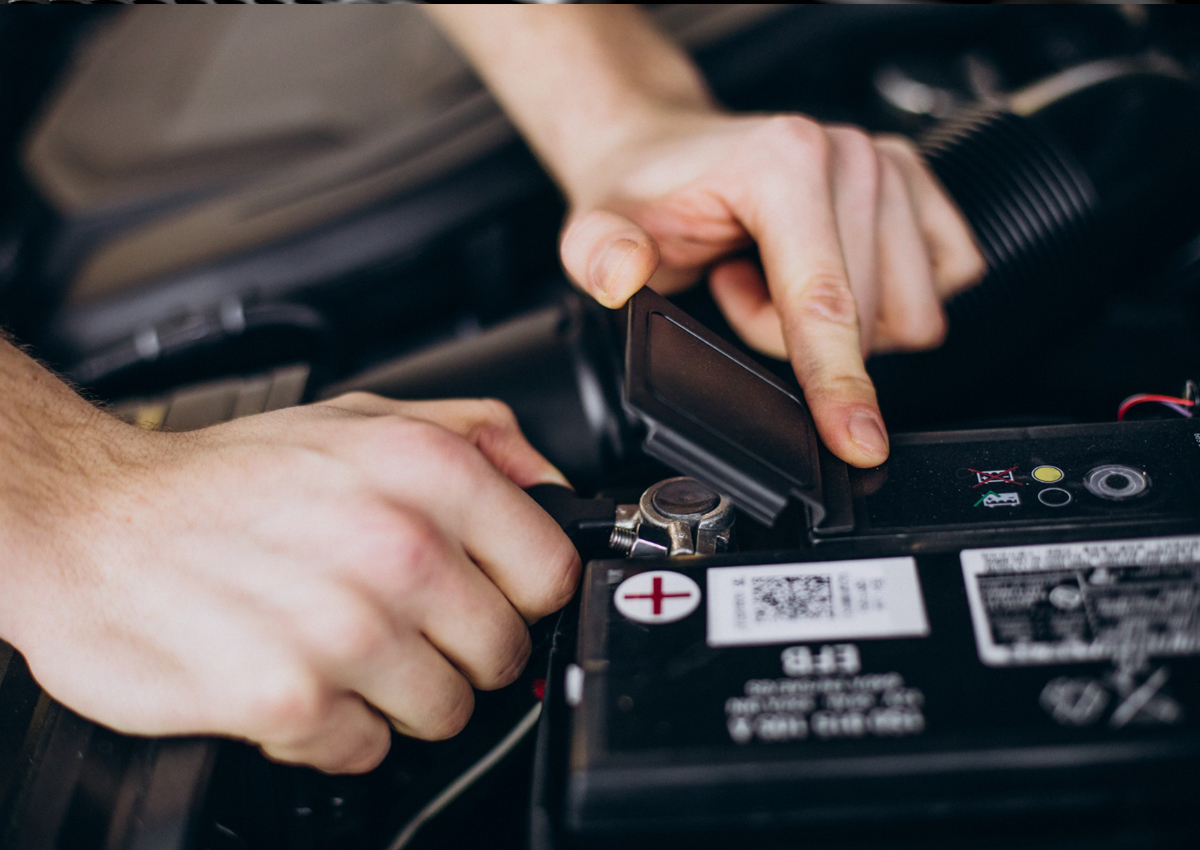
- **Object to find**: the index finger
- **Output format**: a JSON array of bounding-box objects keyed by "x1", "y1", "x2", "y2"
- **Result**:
[
  {"x1": 340, "y1": 416, "x2": 581, "y2": 622},
  {"x1": 319, "y1": 393, "x2": 571, "y2": 489},
  {"x1": 721, "y1": 118, "x2": 888, "y2": 467}
]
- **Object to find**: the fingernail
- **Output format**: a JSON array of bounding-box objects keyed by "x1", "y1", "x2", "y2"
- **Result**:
[
  {"x1": 542, "y1": 465, "x2": 574, "y2": 490},
  {"x1": 590, "y1": 239, "x2": 639, "y2": 302},
  {"x1": 847, "y1": 410, "x2": 889, "y2": 460}
]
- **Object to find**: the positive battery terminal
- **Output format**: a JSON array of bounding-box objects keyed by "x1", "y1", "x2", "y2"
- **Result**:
[{"x1": 609, "y1": 476, "x2": 735, "y2": 558}]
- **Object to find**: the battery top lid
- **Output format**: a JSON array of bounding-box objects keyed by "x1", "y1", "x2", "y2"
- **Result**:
[{"x1": 623, "y1": 288, "x2": 827, "y2": 527}]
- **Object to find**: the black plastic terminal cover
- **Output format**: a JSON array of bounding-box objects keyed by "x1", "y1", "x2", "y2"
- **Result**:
[{"x1": 623, "y1": 288, "x2": 829, "y2": 527}]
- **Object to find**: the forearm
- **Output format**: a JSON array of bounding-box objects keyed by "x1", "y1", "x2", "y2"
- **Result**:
[{"x1": 424, "y1": 5, "x2": 716, "y2": 196}]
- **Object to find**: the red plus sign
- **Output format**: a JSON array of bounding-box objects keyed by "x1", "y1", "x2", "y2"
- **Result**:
[{"x1": 621, "y1": 576, "x2": 693, "y2": 615}]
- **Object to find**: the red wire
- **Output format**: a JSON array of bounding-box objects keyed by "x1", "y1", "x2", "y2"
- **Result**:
[{"x1": 1117, "y1": 394, "x2": 1194, "y2": 421}]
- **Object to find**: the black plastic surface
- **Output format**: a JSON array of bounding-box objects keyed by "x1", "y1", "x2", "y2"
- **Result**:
[
  {"x1": 564, "y1": 549, "x2": 1200, "y2": 845},
  {"x1": 624, "y1": 288, "x2": 827, "y2": 527},
  {"x1": 827, "y1": 419, "x2": 1200, "y2": 544}
]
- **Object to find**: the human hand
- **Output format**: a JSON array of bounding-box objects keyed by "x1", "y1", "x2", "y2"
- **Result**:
[
  {"x1": 0, "y1": 394, "x2": 578, "y2": 774},
  {"x1": 559, "y1": 113, "x2": 985, "y2": 467}
]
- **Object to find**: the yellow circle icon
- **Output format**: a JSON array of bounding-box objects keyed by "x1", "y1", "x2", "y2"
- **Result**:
[{"x1": 1032, "y1": 465, "x2": 1064, "y2": 483}]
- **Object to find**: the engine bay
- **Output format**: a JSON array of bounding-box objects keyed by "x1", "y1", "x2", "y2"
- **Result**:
[{"x1": 2, "y1": 6, "x2": 1200, "y2": 850}]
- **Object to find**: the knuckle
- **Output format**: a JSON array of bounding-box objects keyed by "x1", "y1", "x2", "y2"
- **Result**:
[
  {"x1": 831, "y1": 125, "x2": 874, "y2": 161},
  {"x1": 477, "y1": 627, "x2": 533, "y2": 692},
  {"x1": 342, "y1": 507, "x2": 447, "y2": 600},
  {"x1": 918, "y1": 311, "x2": 949, "y2": 349},
  {"x1": 350, "y1": 417, "x2": 405, "y2": 461},
  {"x1": 936, "y1": 254, "x2": 986, "y2": 296},
  {"x1": 359, "y1": 413, "x2": 413, "y2": 448},
  {"x1": 405, "y1": 419, "x2": 473, "y2": 469},
  {"x1": 253, "y1": 669, "x2": 329, "y2": 740},
  {"x1": 807, "y1": 371, "x2": 877, "y2": 402},
  {"x1": 424, "y1": 681, "x2": 476, "y2": 741},
  {"x1": 387, "y1": 514, "x2": 448, "y2": 597},
  {"x1": 875, "y1": 133, "x2": 918, "y2": 162},
  {"x1": 312, "y1": 601, "x2": 390, "y2": 665},
  {"x1": 341, "y1": 725, "x2": 391, "y2": 774},
  {"x1": 467, "y1": 399, "x2": 524, "y2": 449},
  {"x1": 958, "y1": 248, "x2": 988, "y2": 286},
  {"x1": 832, "y1": 127, "x2": 881, "y2": 192},
  {"x1": 477, "y1": 397, "x2": 519, "y2": 427},
  {"x1": 793, "y1": 275, "x2": 860, "y2": 328},
  {"x1": 356, "y1": 413, "x2": 406, "y2": 445},
  {"x1": 897, "y1": 311, "x2": 948, "y2": 350},
  {"x1": 348, "y1": 501, "x2": 412, "y2": 562},
  {"x1": 755, "y1": 115, "x2": 831, "y2": 163},
  {"x1": 525, "y1": 544, "x2": 582, "y2": 621}
]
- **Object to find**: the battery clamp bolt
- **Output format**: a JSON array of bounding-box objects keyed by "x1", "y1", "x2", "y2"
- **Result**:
[{"x1": 608, "y1": 526, "x2": 669, "y2": 558}]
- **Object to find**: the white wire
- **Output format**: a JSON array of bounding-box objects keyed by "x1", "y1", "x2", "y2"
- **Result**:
[{"x1": 386, "y1": 701, "x2": 544, "y2": 850}]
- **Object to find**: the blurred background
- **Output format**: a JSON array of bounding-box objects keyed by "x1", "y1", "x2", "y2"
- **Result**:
[{"x1": 0, "y1": 5, "x2": 1198, "y2": 470}]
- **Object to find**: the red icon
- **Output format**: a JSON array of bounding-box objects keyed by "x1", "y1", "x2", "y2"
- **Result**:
[
  {"x1": 969, "y1": 466, "x2": 1023, "y2": 488},
  {"x1": 614, "y1": 570, "x2": 702, "y2": 625},
  {"x1": 622, "y1": 575, "x2": 691, "y2": 614}
]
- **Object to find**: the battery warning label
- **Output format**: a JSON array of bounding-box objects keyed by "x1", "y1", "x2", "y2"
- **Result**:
[
  {"x1": 706, "y1": 557, "x2": 930, "y2": 648},
  {"x1": 961, "y1": 535, "x2": 1200, "y2": 666}
]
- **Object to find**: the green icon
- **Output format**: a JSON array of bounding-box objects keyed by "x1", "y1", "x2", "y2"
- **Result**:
[{"x1": 975, "y1": 490, "x2": 1021, "y2": 508}]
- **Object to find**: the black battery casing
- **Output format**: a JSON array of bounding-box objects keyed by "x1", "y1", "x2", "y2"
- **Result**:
[{"x1": 533, "y1": 418, "x2": 1200, "y2": 850}]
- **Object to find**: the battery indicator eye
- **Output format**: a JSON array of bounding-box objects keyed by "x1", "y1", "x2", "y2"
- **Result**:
[
  {"x1": 1032, "y1": 465, "x2": 1064, "y2": 483},
  {"x1": 1083, "y1": 464, "x2": 1148, "y2": 500}
]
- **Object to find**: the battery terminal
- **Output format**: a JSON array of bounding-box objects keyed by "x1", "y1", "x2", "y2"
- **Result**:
[{"x1": 608, "y1": 477, "x2": 735, "y2": 558}]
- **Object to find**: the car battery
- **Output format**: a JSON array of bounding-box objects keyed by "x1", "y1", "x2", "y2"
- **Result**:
[{"x1": 530, "y1": 289, "x2": 1200, "y2": 850}]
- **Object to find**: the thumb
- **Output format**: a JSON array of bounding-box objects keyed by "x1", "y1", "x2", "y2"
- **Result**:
[{"x1": 560, "y1": 209, "x2": 659, "y2": 308}]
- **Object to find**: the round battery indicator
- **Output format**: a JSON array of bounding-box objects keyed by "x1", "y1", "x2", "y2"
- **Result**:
[{"x1": 1032, "y1": 465, "x2": 1064, "y2": 483}]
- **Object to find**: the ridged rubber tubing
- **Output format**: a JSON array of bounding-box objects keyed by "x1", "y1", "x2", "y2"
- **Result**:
[{"x1": 921, "y1": 70, "x2": 1200, "y2": 338}]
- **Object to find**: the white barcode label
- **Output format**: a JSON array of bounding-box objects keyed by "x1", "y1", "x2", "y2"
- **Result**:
[{"x1": 706, "y1": 558, "x2": 930, "y2": 647}]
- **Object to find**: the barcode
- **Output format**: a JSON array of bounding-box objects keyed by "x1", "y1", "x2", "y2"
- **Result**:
[
  {"x1": 752, "y1": 575, "x2": 833, "y2": 622},
  {"x1": 707, "y1": 558, "x2": 930, "y2": 648}
]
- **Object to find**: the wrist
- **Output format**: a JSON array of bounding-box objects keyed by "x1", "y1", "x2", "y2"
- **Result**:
[
  {"x1": 425, "y1": 4, "x2": 718, "y2": 208},
  {"x1": 0, "y1": 358, "x2": 149, "y2": 646}
]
